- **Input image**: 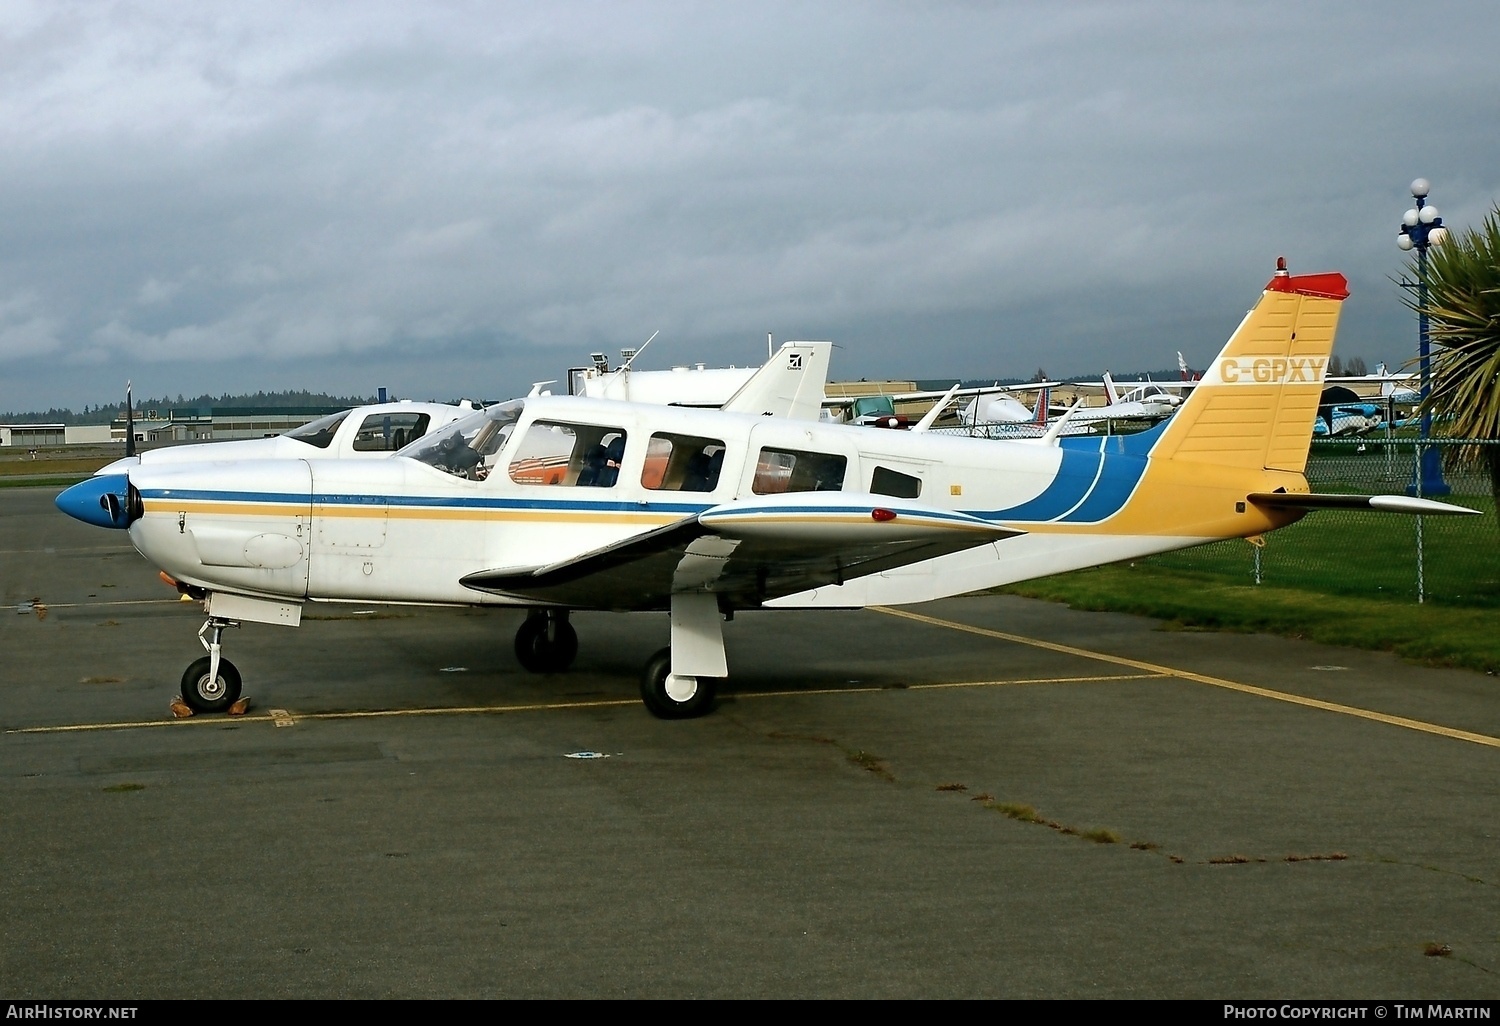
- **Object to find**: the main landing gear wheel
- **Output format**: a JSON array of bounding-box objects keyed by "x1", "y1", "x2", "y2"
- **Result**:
[
  {"x1": 514, "y1": 612, "x2": 579, "y2": 673},
  {"x1": 180, "y1": 656, "x2": 242, "y2": 714},
  {"x1": 640, "y1": 647, "x2": 716, "y2": 720}
]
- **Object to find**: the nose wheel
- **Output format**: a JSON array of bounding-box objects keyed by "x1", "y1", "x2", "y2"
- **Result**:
[{"x1": 181, "y1": 617, "x2": 243, "y2": 713}]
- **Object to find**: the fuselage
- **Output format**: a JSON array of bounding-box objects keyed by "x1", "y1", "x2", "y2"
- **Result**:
[{"x1": 110, "y1": 393, "x2": 1305, "y2": 612}]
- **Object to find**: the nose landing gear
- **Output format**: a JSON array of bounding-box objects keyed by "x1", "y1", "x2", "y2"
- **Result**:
[{"x1": 180, "y1": 617, "x2": 243, "y2": 714}]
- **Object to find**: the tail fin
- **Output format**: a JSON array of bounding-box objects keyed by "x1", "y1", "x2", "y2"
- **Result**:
[
  {"x1": 1031, "y1": 386, "x2": 1051, "y2": 426},
  {"x1": 1101, "y1": 372, "x2": 1120, "y2": 405},
  {"x1": 1148, "y1": 264, "x2": 1348, "y2": 475},
  {"x1": 721, "y1": 341, "x2": 831, "y2": 421}
]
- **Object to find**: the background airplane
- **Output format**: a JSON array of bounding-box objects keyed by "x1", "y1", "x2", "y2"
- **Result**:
[
  {"x1": 97, "y1": 400, "x2": 473, "y2": 476},
  {"x1": 1327, "y1": 363, "x2": 1421, "y2": 405}
]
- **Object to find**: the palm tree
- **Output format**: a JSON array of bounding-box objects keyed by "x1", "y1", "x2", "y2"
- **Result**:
[{"x1": 1402, "y1": 203, "x2": 1500, "y2": 511}]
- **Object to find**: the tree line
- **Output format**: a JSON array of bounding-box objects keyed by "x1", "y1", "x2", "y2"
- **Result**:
[{"x1": 1, "y1": 390, "x2": 380, "y2": 425}]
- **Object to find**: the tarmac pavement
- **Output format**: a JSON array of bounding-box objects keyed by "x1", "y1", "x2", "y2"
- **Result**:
[{"x1": 1, "y1": 486, "x2": 1496, "y2": 998}]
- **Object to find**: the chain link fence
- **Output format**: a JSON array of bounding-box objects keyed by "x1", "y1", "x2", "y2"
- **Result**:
[{"x1": 1147, "y1": 437, "x2": 1500, "y2": 606}]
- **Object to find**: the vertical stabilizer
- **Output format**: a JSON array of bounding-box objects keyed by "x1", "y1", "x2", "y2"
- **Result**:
[
  {"x1": 721, "y1": 341, "x2": 831, "y2": 421},
  {"x1": 1148, "y1": 266, "x2": 1348, "y2": 474},
  {"x1": 1031, "y1": 386, "x2": 1051, "y2": 426}
]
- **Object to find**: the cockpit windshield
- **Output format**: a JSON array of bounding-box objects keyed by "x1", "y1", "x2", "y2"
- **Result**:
[
  {"x1": 285, "y1": 410, "x2": 352, "y2": 449},
  {"x1": 398, "y1": 400, "x2": 524, "y2": 480}
]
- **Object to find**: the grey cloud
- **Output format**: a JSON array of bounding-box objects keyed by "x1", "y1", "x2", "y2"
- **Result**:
[{"x1": 1, "y1": 1, "x2": 1498, "y2": 411}]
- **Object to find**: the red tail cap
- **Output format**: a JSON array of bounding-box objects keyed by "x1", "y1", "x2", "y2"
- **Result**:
[{"x1": 1265, "y1": 271, "x2": 1349, "y2": 300}]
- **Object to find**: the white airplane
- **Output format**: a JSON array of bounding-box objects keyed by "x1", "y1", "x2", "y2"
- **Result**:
[
  {"x1": 97, "y1": 400, "x2": 474, "y2": 476},
  {"x1": 1330, "y1": 363, "x2": 1421, "y2": 405},
  {"x1": 1062, "y1": 373, "x2": 1183, "y2": 426},
  {"x1": 957, "y1": 388, "x2": 1049, "y2": 427},
  {"x1": 99, "y1": 340, "x2": 831, "y2": 481},
  {"x1": 566, "y1": 337, "x2": 830, "y2": 421},
  {"x1": 56, "y1": 261, "x2": 1477, "y2": 720},
  {"x1": 1312, "y1": 402, "x2": 1384, "y2": 437}
]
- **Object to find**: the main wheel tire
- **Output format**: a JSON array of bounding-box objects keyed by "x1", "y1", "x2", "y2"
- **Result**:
[
  {"x1": 640, "y1": 647, "x2": 716, "y2": 719},
  {"x1": 181, "y1": 656, "x2": 242, "y2": 714},
  {"x1": 514, "y1": 616, "x2": 579, "y2": 673}
]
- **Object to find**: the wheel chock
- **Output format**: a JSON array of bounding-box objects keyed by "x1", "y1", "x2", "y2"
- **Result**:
[
  {"x1": 169, "y1": 697, "x2": 194, "y2": 718},
  {"x1": 227, "y1": 697, "x2": 251, "y2": 716}
]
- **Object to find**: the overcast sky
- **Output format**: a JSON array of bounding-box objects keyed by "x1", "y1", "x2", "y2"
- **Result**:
[{"x1": 2, "y1": 1, "x2": 1498, "y2": 412}]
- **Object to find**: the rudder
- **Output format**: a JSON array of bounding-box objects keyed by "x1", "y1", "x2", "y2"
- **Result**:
[{"x1": 1148, "y1": 264, "x2": 1348, "y2": 475}]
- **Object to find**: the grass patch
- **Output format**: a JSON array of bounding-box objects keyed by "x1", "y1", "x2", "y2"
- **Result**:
[
  {"x1": 991, "y1": 801, "x2": 1044, "y2": 823},
  {"x1": 935, "y1": 782, "x2": 968, "y2": 792},
  {"x1": 1285, "y1": 853, "x2": 1349, "y2": 863},
  {"x1": 1001, "y1": 563, "x2": 1500, "y2": 675},
  {"x1": 0, "y1": 457, "x2": 116, "y2": 476},
  {"x1": 0, "y1": 475, "x2": 91, "y2": 488},
  {"x1": 102, "y1": 783, "x2": 145, "y2": 793},
  {"x1": 847, "y1": 749, "x2": 894, "y2": 781},
  {"x1": 1081, "y1": 828, "x2": 1121, "y2": 844}
]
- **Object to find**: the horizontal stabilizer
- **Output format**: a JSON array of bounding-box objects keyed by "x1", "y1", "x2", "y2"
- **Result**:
[{"x1": 1247, "y1": 492, "x2": 1480, "y2": 516}]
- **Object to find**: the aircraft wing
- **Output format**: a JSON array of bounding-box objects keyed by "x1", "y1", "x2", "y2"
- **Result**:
[
  {"x1": 888, "y1": 384, "x2": 1047, "y2": 402},
  {"x1": 460, "y1": 492, "x2": 1022, "y2": 609}
]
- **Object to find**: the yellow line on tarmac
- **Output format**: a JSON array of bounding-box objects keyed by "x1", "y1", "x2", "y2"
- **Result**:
[
  {"x1": 8, "y1": 598, "x2": 183, "y2": 611},
  {"x1": 5, "y1": 696, "x2": 645, "y2": 734},
  {"x1": 875, "y1": 606, "x2": 1500, "y2": 750},
  {"x1": 743, "y1": 672, "x2": 1167, "y2": 703},
  {"x1": 7, "y1": 673, "x2": 1164, "y2": 735}
]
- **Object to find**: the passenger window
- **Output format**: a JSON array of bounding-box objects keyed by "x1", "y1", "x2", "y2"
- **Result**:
[
  {"x1": 508, "y1": 421, "x2": 627, "y2": 487},
  {"x1": 352, "y1": 413, "x2": 432, "y2": 452},
  {"x1": 752, "y1": 447, "x2": 846, "y2": 494},
  {"x1": 643, "y1": 433, "x2": 726, "y2": 492},
  {"x1": 871, "y1": 466, "x2": 922, "y2": 499}
]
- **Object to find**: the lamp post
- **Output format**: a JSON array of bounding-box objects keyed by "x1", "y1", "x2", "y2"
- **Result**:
[{"x1": 1397, "y1": 177, "x2": 1450, "y2": 496}]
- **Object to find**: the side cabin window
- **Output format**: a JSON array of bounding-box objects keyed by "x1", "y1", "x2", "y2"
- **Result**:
[
  {"x1": 352, "y1": 412, "x2": 432, "y2": 452},
  {"x1": 508, "y1": 421, "x2": 627, "y2": 487},
  {"x1": 752, "y1": 447, "x2": 847, "y2": 495},
  {"x1": 643, "y1": 433, "x2": 726, "y2": 492},
  {"x1": 870, "y1": 466, "x2": 922, "y2": 499}
]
